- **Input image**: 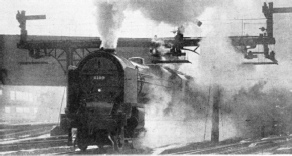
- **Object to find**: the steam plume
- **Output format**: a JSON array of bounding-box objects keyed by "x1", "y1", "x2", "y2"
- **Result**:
[
  {"x1": 95, "y1": 0, "x2": 126, "y2": 48},
  {"x1": 93, "y1": 0, "x2": 292, "y2": 149},
  {"x1": 94, "y1": 0, "x2": 213, "y2": 49},
  {"x1": 127, "y1": 0, "x2": 215, "y2": 26},
  {"x1": 223, "y1": 82, "x2": 292, "y2": 137}
]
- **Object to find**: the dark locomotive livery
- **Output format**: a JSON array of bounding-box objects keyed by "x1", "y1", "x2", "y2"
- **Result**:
[{"x1": 61, "y1": 48, "x2": 187, "y2": 151}]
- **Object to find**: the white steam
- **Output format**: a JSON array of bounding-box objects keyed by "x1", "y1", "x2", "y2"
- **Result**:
[
  {"x1": 94, "y1": 0, "x2": 213, "y2": 48},
  {"x1": 94, "y1": 0, "x2": 126, "y2": 48},
  {"x1": 93, "y1": 0, "x2": 292, "y2": 149},
  {"x1": 179, "y1": 0, "x2": 292, "y2": 140},
  {"x1": 138, "y1": 85, "x2": 210, "y2": 149},
  {"x1": 127, "y1": 0, "x2": 216, "y2": 26},
  {"x1": 135, "y1": 0, "x2": 265, "y2": 149}
]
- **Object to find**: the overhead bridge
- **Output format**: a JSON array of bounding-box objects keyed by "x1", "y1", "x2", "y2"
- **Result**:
[{"x1": 15, "y1": 2, "x2": 292, "y2": 68}]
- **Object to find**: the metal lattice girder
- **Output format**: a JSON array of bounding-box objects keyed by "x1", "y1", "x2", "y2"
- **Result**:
[{"x1": 24, "y1": 47, "x2": 97, "y2": 73}]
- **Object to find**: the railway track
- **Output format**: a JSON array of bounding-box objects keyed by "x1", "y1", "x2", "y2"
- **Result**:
[
  {"x1": 220, "y1": 137, "x2": 292, "y2": 154},
  {"x1": 0, "y1": 123, "x2": 70, "y2": 154},
  {"x1": 168, "y1": 136, "x2": 292, "y2": 155},
  {"x1": 0, "y1": 123, "x2": 57, "y2": 141},
  {"x1": 221, "y1": 142, "x2": 276, "y2": 154},
  {"x1": 0, "y1": 134, "x2": 147, "y2": 155},
  {"x1": 0, "y1": 135, "x2": 68, "y2": 152},
  {"x1": 2, "y1": 124, "x2": 290, "y2": 155},
  {"x1": 170, "y1": 141, "x2": 250, "y2": 155}
]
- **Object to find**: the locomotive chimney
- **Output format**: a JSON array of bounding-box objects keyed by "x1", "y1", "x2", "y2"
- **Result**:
[
  {"x1": 100, "y1": 47, "x2": 116, "y2": 54},
  {"x1": 104, "y1": 48, "x2": 116, "y2": 54}
]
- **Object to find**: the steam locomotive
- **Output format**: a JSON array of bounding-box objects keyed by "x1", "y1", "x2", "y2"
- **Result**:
[{"x1": 61, "y1": 48, "x2": 188, "y2": 151}]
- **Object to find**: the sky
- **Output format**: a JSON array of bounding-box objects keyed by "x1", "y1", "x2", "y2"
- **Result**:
[
  {"x1": 1, "y1": 0, "x2": 290, "y2": 38},
  {"x1": 0, "y1": 0, "x2": 174, "y2": 37}
]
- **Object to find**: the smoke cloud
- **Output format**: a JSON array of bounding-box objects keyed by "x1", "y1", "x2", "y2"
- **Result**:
[
  {"x1": 94, "y1": 0, "x2": 215, "y2": 48},
  {"x1": 137, "y1": 82, "x2": 211, "y2": 149},
  {"x1": 178, "y1": 0, "x2": 292, "y2": 141},
  {"x1": 127, "y1": 0, "x2": 218, "y2": 26},
  {"x1": 94, "y1": 0, "x2": 292, "y2": 150},
  {"x1": 223, "y1": 82, "x2": 292, "y2": 137},
  {"x1": 136, "y1": 77, "x2": 241, "y2": 150},
  {"x1": 94, "y1": 0, "x2": 126, "y2": 48}
]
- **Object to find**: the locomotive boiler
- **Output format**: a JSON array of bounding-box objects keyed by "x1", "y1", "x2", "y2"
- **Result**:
[{"x1": 61, "y1": 48, "x2": 187, "y2": 152}]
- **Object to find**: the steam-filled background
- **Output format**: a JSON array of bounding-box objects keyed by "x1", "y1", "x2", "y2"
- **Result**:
[
  {"x1": 0, "y1": 86, "x2": 66, "y2": 124},
  {"x1": 1, "y1": 0, "x2": 292, "y2": 149}
]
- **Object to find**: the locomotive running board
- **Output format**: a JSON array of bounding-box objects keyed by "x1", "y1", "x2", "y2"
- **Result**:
[{"x1": 152, "y1": 60, "x2": 191, "y2": 64}]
